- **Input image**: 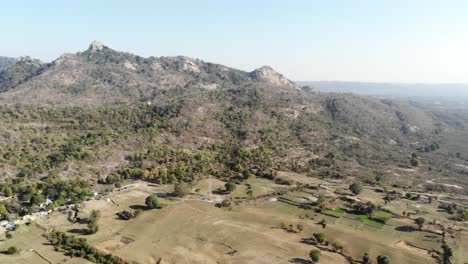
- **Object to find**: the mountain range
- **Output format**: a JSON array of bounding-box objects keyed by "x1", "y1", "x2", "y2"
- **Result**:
[{"x1": 0, "y1": 41, "x2": 298, "y2": 105}]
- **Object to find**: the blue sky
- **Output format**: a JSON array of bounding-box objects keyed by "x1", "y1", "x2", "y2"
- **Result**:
[{"x1": 2, "y1": 0, "x2": 468, "y2": 82}]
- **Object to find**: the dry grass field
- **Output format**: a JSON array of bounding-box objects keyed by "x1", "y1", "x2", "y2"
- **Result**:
[{"x1": 0, "y1": 178, "x2": 465, "y2": 264}]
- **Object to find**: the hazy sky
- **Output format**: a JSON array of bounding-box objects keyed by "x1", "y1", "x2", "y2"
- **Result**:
[{"x1": 2, "y1": 0, "x2": 468, "y2": 83}]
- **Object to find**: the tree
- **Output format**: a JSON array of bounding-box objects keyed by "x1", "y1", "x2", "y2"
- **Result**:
[
  {"x1": 415, "y1": 217, "x2": 425, "y2": 230},
  {"x1": 2, "y1": 186, "x2": 12, "y2": 197},
  {"x1": 331, "y1": 241, "x2": 344, "y2": 253},
  {"x1": 87, "y1": 221, "x2": 99, "y2": 234},
  {"x1": 89, "y1": 210, "x2": 101, "y2": 221},
  {"x1": 362, "y1": 252, "x2": 370, "y2": 264},
  {"x1": 349, "y1": 182, "x2": 363, "y2": 195},
  {"x1": 30, "y1": 193, "x2": 46, "y2": 205},
  {"x1": 216, "y1": 199, "x2": 231, "y2": 208},
  {"x1": 441, "y1": 244, "x2": 453, "y2": 264},
  {"x1": 377, "y1": 255, "x2": 390, "y2": 264},
  {"x1": 316, "y1": 195, "x2": 328, "y2": 208},
  {"x1": 0, "y1": 204, "x2": 8, "y2": 220},
  {"x1": 410, "y1": 158, "x2": 419, "y2": 167},
  {"x1": 87, "y1": 210, "x2": 101, "y2": 234},
  {"x1": 318, "y1": 219, "x2": 327, "y2": 229},
  {"x1": 145, "y1": 194, "x2": 160, "y2": 209},
  {"x1": 313, "y1": 233, "x2": 326, "y2": 244},
  {"x1": 173, "y1": 182, "x2": 190, "y2": 197},
  {"x1": 116, "y1": 210, "x2": 136, "y2": 220},
  {"x1": 5, "y1": 246, "x2": 19, "y2": 255},
  {"x1": 309, "y1": 249, "x2": 321, "y2": 263},
  {"x1": 461, "y1": 209, "x2": 468, "y2": 221},
  {"x1": 225, "y1": 181, "x2": 236, "y2": 193},
  {"x1": 353, "y1": 201, "x2": 375, "y2": 215}
]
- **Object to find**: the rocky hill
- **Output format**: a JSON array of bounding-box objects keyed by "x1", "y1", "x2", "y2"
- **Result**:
[
  {"x1": 0, "y1": 56, "x2": 17, "y2": 70},
  {"x1": 0, "y1": 41, "x2": 299, "y2": 104}
]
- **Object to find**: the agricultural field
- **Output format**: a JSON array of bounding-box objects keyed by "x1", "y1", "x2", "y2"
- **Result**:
[{"x1": 2, "y1": 173, "x2": 464, "y2": 264}]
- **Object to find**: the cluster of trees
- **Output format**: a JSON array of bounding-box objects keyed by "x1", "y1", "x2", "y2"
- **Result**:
[
  {"x1": 0, "y1": 175, "x2": 91, "y2": 218},
  {"x1": 101, "y1": 138, "x2": 275, "y2": 193},
  {"x1": 279, "y1": 222, "x2": 303, "y2": 233},
  {"x1": 439, "y1": 203, "x2": 468, "y2": 221},
  {"x1": 46, "y1": 230, "x2": 126, "y2": 263},
  {"x1": 419, "y1": 142, "x2": 440, "y2": 153},
  {"x1": 0, "y1": 102, "x2": 187, "y2": 219},
  {"x1": 352, "y1": 201, "x2": 391, "y2": 224}
]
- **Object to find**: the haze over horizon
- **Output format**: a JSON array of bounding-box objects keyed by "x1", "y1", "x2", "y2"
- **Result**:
[{"x1": 2, "y1": 0, "x2": 468, "y2": 83}]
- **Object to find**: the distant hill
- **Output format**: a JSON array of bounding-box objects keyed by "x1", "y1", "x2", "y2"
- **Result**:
[
  {"x1": 0, "y1": 41, "x2": 298, "y2": 104},
  {"x1": 0, "y1": 41, "x2": 440, "y2": 145},
  {"x1": 298, "y1": 81, "x2": 468, "y2": 97},
  {"x1": 0, "y1": 56, "x2": 17, "y2": 70}
]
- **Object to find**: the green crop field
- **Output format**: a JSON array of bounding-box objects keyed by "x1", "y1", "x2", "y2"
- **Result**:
[
  {"x1": 356, "y1": 215, "x2": 385, "y2": 228},
  {"x1": 321, "y1": 208, "x2": 347, "y2": 218}
]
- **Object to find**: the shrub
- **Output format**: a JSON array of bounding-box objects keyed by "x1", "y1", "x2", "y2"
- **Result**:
[
  {"x1": 349, "y1": 182, "x2": 363, "y2": 195},
  {"x1": 5, "y1": 246, "x2": 20, "y2": 255},
  {"x1": 145, "y1": 194, "x2": 160, "y2": 209},
  {"x1": 309, "y1": 249, "x2": 321, "y2": 263}
]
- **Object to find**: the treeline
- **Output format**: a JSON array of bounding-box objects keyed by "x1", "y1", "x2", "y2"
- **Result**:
[{"x1": 46, "y1": 230, "x2": 126, "y2": 264}]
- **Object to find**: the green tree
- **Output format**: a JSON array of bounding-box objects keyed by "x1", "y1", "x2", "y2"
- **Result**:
[
  {"x1": 89, "y1": 210, "x2": 101, "y2": 221},
  {"x1": 225, "y1": 181, "x2": 237, "y2": 193},
  {"x1": 5, "y1": 246, "x2": 19, "y2": 255},
  {"x1": 145, "y1": 194, "x2": 160, "y2": 209},
  {"x1": 30, "y1": 193, "x2": 46, "y2": 205},
  {"x1": 377, "y1": 255, "x2": 390, "y2": 264},
  {"x1": 87, "y1": 210, "x2": 101, "y2": 234},
  {"x1": 414, "y1": 217, "x2": 425, "y2": 230},
  {"x1": 0, "y1": 204, "x2": 8, "y2": 220},
  {"x1": 2, "y1": 186, "x2": 13, "y2": 197},
  {"x1": 309, "y1": 249, "x2": 321, "y2": 263},
  {"x1": 349, "y1": 182, "x2": 363, "y2": 195}
]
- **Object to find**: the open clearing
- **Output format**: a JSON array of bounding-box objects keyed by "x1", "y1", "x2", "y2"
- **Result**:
[{"x1": 0, "y1": 179, "x2": 460, "y2": 264}]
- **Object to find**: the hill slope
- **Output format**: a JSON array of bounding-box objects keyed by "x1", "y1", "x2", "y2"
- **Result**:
[
  {"x1": 0, "y1": 42, "x2": 465, "y2": 190},
  {"x1": 0, "y1": 56, "x2": 17, "y2": 70}
]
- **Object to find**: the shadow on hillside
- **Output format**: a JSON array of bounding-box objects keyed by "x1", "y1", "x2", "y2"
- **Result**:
[
  {"x1": 395, "y1": 226, "x2": 417, "y2": 232},
  {"x1": 300, "y1": 237, "x2": 316, "y2": 245},
  {"x1": 289, "y1": 258, "x2": 311, "y2": 264},
  {"x1": 67, "y1": 228, "x2": 90, "y2": 235},
  {"x1": 129, "y1": 205, "x2": 148, "y2": 210},
  {"x1": 212, "y1": 189, "x2": 228, "y2": 195}
]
